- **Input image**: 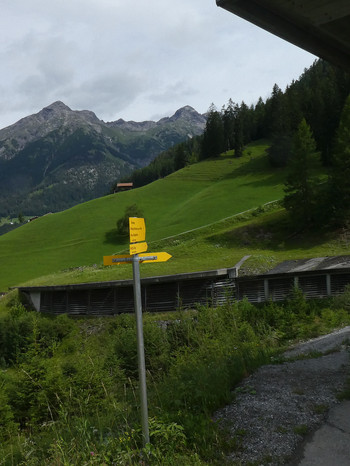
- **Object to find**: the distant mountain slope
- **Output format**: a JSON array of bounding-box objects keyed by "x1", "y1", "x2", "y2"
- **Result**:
[{"x1": 0, "y1": 102, "x2": 206, "y2": 216}]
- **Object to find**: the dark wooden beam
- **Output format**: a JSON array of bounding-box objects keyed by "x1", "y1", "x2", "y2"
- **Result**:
[{"x1": 217, "y1": 0, "x2": 350, "y2": 72}]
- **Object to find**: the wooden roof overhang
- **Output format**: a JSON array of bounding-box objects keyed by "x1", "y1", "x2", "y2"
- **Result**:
[{"x1": 216, "y1": 0, "x2": 350, "y2": 72}]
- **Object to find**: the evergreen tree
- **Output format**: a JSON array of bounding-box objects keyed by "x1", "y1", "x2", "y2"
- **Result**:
[
  {"x1": 252, "y1": 97, "x2": 267, "y2": 140},
  {"x1": 328, "y1": 95, "x2": 350, "y2": 226},
  {"x1": 174, "y1": 143, "x2": 189, "y2": 171},
  {"x1": 200, "y1": 104, "x2": 224, "y2": 159},
  {"x1": 268, "y1": 133, "x2": 293, "y2": 167},
  {"x1": 239, "y1": 101, "x2": 252, "y2": 144},
  {"x1": 233, "y1": 103, "x2": 244, "y2": 158},
  {"x1": 283, "y1": 119, "x2": 317, "y2": 228},
  {"x1": 222, "y1": 99, "x2": 235, "y2": 151},
  {"x1": 267, "y1": 83, "x2": 290, "y2": 135}
]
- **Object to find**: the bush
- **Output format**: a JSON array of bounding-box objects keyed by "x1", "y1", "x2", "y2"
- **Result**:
[{"x1": 116, "y1": 204, "x2": 144, "y2": 236}]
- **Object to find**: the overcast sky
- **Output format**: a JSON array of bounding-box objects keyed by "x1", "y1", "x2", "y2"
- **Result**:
[{"x1": 0, "y1": 0, "x2": 316, "y2": 129}]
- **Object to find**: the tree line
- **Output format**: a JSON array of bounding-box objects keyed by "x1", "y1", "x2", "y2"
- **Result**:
[
  {"x1": 114, "y1": 59, "x2": 350, "y2": 193},
  {"x1": 285, "y1": 95, "x2": 350, "y2": 231}
]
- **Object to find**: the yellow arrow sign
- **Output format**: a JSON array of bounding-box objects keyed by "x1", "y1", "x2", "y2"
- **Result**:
[
  {"x1": 130, "y1": 241, "x2": 148, "y2": 255},
  {"x1": 103, "y1": 252, "x2": 172, "y2": 265},
  {"x1": 139, "y1": 252, "x2": 172, "y2": 263},
  {"x1": 129, "y1": 217, "x2": 146, "y2": 243},
  {"x1": 103, "y1": 254, "x2": 131, "y2": 265}
]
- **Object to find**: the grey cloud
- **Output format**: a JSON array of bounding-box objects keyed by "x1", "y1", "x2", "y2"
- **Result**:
[
  {"x1": 64, "y1": 72, "x2": 149, "y2": 120},
  {"x1": 149, "y1": 81, "x2": 198, "y2": 104},
  {"x1": 0, "y1": 0, "x2": 315, "y2": 128}
]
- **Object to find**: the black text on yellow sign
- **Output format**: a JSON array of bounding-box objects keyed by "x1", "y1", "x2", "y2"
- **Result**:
[
  {"x1": 103, "y1": 252, "x2": 172, "y2": 265},
  {"x1": 130, "y1": 241, "x2": 148, "y2": 255},
  {"x1": 129, "y1": 217, "x2": 146, "y2": 243}
]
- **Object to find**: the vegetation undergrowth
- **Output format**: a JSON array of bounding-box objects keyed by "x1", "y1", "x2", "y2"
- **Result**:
[{"x1": 0, "y1": 287, "x2": 349, "y2": 465}]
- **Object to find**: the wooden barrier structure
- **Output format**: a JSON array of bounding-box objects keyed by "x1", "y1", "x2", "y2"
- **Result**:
[
  {"x1": 236, "y1": 256, "x2": 350, "y2": 303},
  {"x1": 18, "y1": 256, "x2": 350, "y2": 315},
  {"x1": 19, "y1": 268, "x2": 236, "y2": 316}
]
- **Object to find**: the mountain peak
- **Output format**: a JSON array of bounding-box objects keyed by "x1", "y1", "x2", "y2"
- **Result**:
[
  {"x1": 44, "y1": 101, "x2": 72, "y2": 112},
  {"x1": 173, "y1": 105, "x2": 197, "y2": 116},
  {"x1": 168, "y1": 105, "x2": 206, "y2": 126}
]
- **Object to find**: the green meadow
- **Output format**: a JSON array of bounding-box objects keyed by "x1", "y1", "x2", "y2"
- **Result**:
[{"x1": 0, "y1": 140, "x2": 336, "y2": 291}]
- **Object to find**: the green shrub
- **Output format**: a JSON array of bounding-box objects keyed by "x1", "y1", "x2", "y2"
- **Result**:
[
  {"x1": 0, "y1": 388, "x2": 18, "y2": 441},
  {"x1": 116, "y1": 204, "x2": 144, "y2": 237},
  {"x1": 332, "y1": 284, "x2": 350, "y2": 313},
  {"x1": 0, "y1": 302, "x2": 33, "y2": 366}
]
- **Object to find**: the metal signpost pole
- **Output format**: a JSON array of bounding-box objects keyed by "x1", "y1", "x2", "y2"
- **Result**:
[
  {"x1": 132, "y1": 253, "x2": 150, "y2": 446},
  {"x1": 103, "y1": 218, "x2": 171, "y2": 447}
]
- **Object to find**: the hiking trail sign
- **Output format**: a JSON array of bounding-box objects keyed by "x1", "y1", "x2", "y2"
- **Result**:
[
  {"x1": 103, "y1": 217, "x2": 172, "y2": 446},
  {"x1": 103, "y1": 251, "x2": 172, "y2": 265},
  {"x1": 129, "y1": 217, "x2": 146, "y2": 242}
]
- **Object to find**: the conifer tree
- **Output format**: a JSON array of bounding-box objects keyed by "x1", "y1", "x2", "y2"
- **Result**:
[
  {"x1": 222, "y1": 99, "x2": 235, "y2": 151},
  {"x1": 233, "y1": 103, "x2": 244, "y2": 158},
  {"x1": 328, "y1": 95, "x2": 350, "y2": 226},
  {"x1": 283, "y1": 119, "x2": 317, "y2": 228},
  {"x1": 200, "y1": 104, "x2": 224, "y2": 159}
]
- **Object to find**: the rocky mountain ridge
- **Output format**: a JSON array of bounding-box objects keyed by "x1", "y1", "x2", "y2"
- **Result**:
[
  {"x1": 109, "y1": 105, "x2": 206, "y2": 132},
  {"x1": 0, "y1": 102, "x2": 206, "y2": 217}
]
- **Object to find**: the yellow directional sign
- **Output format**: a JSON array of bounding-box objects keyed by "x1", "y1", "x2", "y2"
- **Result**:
[
  {"x1": 130, "y1": 241, "x2": 148, "y2": 255},
  {"x1": 103, "y1": 254, "x2": 132, "y2": 265},
  {"x1": 129, "y1": 217, "x2": 146, "y2": 243},
  {"x1": 139, "y1": 252, "x2": 172, "y2": 264},
  {"x1": 103, "y1": 252, "x2": 172, "y2": 266}
]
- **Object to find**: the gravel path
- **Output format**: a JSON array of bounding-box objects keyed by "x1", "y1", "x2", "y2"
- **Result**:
[{"x1": 214, "y1": 327, "x2": 350, "y2": 465}]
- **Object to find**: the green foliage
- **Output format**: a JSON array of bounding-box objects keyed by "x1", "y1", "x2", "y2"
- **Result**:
[
  {"x1": 268, "y1": 133, "x2": 293, "y2": 167},
  {"x1": 112, "y1": 316, "x2": 170, "y2": 377},
  {"x1": 117, "y1": 138, "x2": 199, "y2": 190},
  {"x1": 0, "y1": 293, "x2": 349, "y2": 464},
  {"x1": 293, "y1": 424, "x2": 308, "y2": 436},
  {"x1": 0, "y1": 299, "x2": 73, "y2": 367},
  {"x1": 116, "y1": 204, "x2": 144, "y2": 237},
  {"x1": 331, "y1": 284, "x2": 350, "y2": 313},
  {"x1": 283, "y1": 119, "x2": 318, "y2": 228},
  {"x1": 328, "y1": 95, "x2": 350, "y2": 226},
  {"x1": 233, "y1": 102, "x2": 244, "y2": 158},
  {"x1": 0, "y1": 388, "x2": 18, "y2": 441},
  {"x1": 200, "y1": 104, "x2": 225, "y2": 159},
  {"x1": 336, "y1": 377, "x2": 350, "y2": 401}
]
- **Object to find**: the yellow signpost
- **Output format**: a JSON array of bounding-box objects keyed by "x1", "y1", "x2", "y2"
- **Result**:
[
  {"x1": 129, "y1": 217, "x2": 146, "y2": 243},
  {"x1": 103, "y1": 254, "x2": 130, "y2": 266},
  {"x1": 104, "y1": 251, "x2": 172, "y2": 265},
  {"x1": 103, "y1": 217, "x2": 171, "y2": 447},
  {"x1": 130, "y1": 241, "x2": 148, "y2": 256},
  {"x1": 138, "y1": 252, "x2": 172, "y2": 263}
]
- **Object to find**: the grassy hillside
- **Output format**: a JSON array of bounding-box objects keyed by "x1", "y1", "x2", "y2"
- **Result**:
[{"x1": 0, "y1": 140, "x2": 332, "y2": 291}]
